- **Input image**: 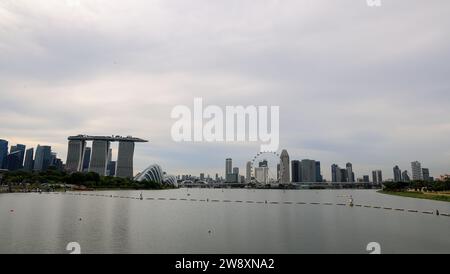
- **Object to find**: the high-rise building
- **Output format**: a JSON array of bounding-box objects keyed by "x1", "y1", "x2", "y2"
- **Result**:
[
  {"x1": 66, "y1": 140, "x2": 87, "y2": 172},
  {"x1": 10, "y1": 144, "x2": 26, "y2": 168},
  {"x1": 280, "y1": 149, "x2": 290, "y2": 184},
  {"x1": 34, "y1": 145, "x2": 52, "y2": 171},
  {"x1": 402, "y1": 170, "x2": 411, "y2": 182},
  {"x1": 346, "y1": 163, "x2": 354, "y2": 183},
  {"x1": 7, "y1": 151, "x2": 22, "y2": 171},
  {"x1": 89, "y1": 140, "x2": 110, "y2": 176},
  {"x1": 0, "y1": 139, "x2": 8, "y2": 169},
  {"x1": 422, "y1": 168, "x2": 431, "y2": 182},
  {"x1": 116, "y1": 141, "x2": 135, "y2": 178},
  {"x1": 291, "y1": 160, "x2": 301, "y2": 183},
  {"x1": 363, "y1": 175, "x2": 370, "y2": 183},
  {"x1": 393, "y1": 165, "x2": 402, "y2": 182},
  {"x1": 23, "y1": 148, "x2": 34, "y2": 171},
  {"x1": 340, "y1": 168, "x2": 348, "y2": 182},
  {"x1": 200, "y1": 173, "x2": 205, "y2": 181},
  {"x1": 246, "y1": 161, "x2": 252, "y2": 182},
  {"x1": 411, "y1": 161, "x2": 422, "y2": 181},
  {"x1": 233, "y1": 167, "x2": 239, "y2": 177},
  {"x1": 372, "y1": 170, "x2": 383, "y2": 183},
  {"x1": 315, "y1": 161, "x2": 323, "y2": 182},
  {"x1": 301, "y1": 159, "x2": 316, "y2": 182},
  {"x1": 107, "y1": 161, "x2": 116, "y2": 176},
  {"x1": 82, "y1": 147, "x2": 91, "y2": 172},
  {"x1": 226, "y1": 158, "x2": 232, "y2": 176},
  {"x1": 331, "y1": 164, "x2": 340, "y2": 182},
  {"x1": 255, "y1": 167, "x2": 269, "y2": 184},
  {"x1": 277, "y1": 164, "x2": 280, "y2": 180},
  {"x1": 259, "y1": 160, "x2": 268, "y2": 168}
]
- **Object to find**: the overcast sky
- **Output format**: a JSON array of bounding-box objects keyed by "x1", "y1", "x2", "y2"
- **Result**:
[{"x1": 1, "y1": 0, "x2": 450, "y2": 180}]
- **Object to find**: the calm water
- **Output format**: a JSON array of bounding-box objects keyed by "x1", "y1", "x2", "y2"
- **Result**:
[{"x1": 0, "y1": 189, "x2": 449, "y2": 254}]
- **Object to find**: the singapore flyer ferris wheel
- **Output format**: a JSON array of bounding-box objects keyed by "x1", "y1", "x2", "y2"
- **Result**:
[{"x1": 250, "y1": 151, "x2": 284, "y2": 185}]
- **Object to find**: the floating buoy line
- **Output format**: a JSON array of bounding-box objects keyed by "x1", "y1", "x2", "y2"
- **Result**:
[{"x1": 36, "y1": 191, "x2": 450, "y2": 218}]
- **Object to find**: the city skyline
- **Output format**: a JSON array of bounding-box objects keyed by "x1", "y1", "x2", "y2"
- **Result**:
[{"x1": 1, "y1": 1, "x2": 450, "y2": 180}]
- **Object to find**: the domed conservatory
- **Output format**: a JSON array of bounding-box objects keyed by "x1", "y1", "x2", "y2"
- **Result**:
[{"x1": 134, "y1": 164, "x2": 177, "y2": 187}]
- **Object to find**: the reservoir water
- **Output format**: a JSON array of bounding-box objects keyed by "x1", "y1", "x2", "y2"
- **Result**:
[{"x1": 0, "y1": 189, "x2": 449, "y2": 254}]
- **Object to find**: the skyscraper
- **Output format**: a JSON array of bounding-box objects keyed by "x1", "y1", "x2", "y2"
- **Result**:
[
  {"x1": 363, "y1": 175, "x2": 370, "y2": 183},
  {"x1": 372, "y1": 170, "x2": 383, "y2": 183},
  {"x1": 66, "y1": 139, "x2": 87, "y2": 172},
  {"x1": 0, "y1": 139, "x2": 8, "y2": 169},
  {"x1": 280, "y1": 149, "x2": 290, "y2": 184},
  {"x1": 246, "y1": 161, "x2": 252, "y2": 182},
  {"x1": 346, "y1": 163, "x2": 354, "y2": 183},
  {"x1": 82, "y1": 147, "x2": 91, "y2": 172},
  {"x1": 10, "y1": 144, "x2": 26, "y2": 168},
  {"x1": 23, "y1": 148, "x2": 34, "y2": 171},
  {"x1": 89, "y1": 140, "x2": 110, "y2": 176},
  {"x1": 291, "y1": 160, "x2": 301, "y2": 183},
  {"x1": 402, "y1": 170, "x2": 411, "y2": 182},
  {"x1": 255, "y1": 167, "x2": 269, "y2": 184},
  {"x1": 226, "y1": 158, "x2": 232, "y2": 176},
  {"x1": 301, "y1": 159, "x2": 316, "y2": 182},
  {"x1": 259, "y1": 160, "x2": 268, "y2": 168},
  {"x1": 116, "y1": 141, "x2": 135, "y2": 178},
  {"x1": 393, "y1": 165, "x2": 402, "y2": 182},
  {"x1": 7, "y1": 151, "x2": 22, "y2": 171},
  {"x1": 411, "y1": 161, "x2": 422, "y2": 181},
  {"x1": 233, "y1": 167, "x2": 239, "y2": 177},
  {"x1": 315, "y1": 161, "x2": 323, "y2": 182},
  {"x1": 34, "y1": 145, "x2": 52, "y2": 171},
  {"x1": 331, "y1": 164, "x2": 340, "y2": 182},
  {"x1": 422, "y1": 168, "x2": 431, "y2": 182}
]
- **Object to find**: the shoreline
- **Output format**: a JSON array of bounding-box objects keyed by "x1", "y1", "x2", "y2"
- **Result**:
[{"x1": 379, "y1": 190, "x2": 450, "y2": 203}]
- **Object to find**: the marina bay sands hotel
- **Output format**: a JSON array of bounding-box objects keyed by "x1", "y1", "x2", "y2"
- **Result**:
[{"x1": 66, "y1": 135, "x2": 148, "y2": 178}]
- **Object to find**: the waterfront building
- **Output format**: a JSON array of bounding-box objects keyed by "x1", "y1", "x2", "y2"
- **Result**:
[
  {"x1": 422, "y1": 168, "x2": 431, "y2": 182},
  {"x1": 0, "y1": 139, "x2": 8, "y2": 169},
  {"x1": 23, "y1": 148, "x2": 34, "y2": 171},
  {"x1": 346, "y1": 163, "x2": 355, "y2": 182},
  {"x1": 301, "y1": 159, "x2": 316, "y2": 182},
  {"x1": 7, "y1": 151, "x2": 22, "y2": 171},
  {"x1": 315, "y1": 161, "x2": 323, "y2": 182},
  {"x1": 246, "y1": 161, "x2": 252, "y2": 182},
  {"x1": 280, "y1": 149, "x2": 290, "y2": 184},
  {"x1": 393, "y1": 165, "x2": 402, "y2": 182},
  {"x1": 291, "y1": 160, "x2": 301, "y2": 183},
  {"x1": 82, "y1": 147, "x2": 91, "y2": 172},
  {"x1": 226, "y1": 158, "x2": 232, "y2": 176},
  {"x1": 34, "y1": 145, "x2": 52, "y2": 171},
  {"x1": 411, "y1": 161, "x2": 423, "y2": 181},
  {"x1": 402, "y1": 170, "x2": 411, "y2": 182},
  {"x1": 255, "y1": 167, "x2": 269, "y2": 184},
  {"x1": 10, "y1": 144, "x2": 26, "y2": 167},
  {"x1": 372, "y1": 170, "x2": 383, "y2": 183}
]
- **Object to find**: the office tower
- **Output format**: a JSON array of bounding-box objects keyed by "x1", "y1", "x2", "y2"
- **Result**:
[
  {"x1": 23, "y1": 148, "x2": 34, "y2": 171},
  {"x1": 340, "y1": 168, "x2": 347, "y2": 182},
  {"x1": 82, "y1": 147, "x2": 91, "y2": 172},
  {"x1": 215, "y1": 173, "x2": 219, "y2": 182},
  {"x1": 280, "y1": 149, "x2": 290, "y2": 183},
  {"x1": 291, "y1": 160, "x2": 301, "y2": 183},
  {"x1": 422, "y1": 168, "x2": 430, "y2": 182},
  {"x1": 301, "y1": 159, "x2": 316, "y2": 182},
  {"x1": 402, "y1": 170, "x2": 411, "y2": 182},
  {"x1": 346, "y1": 163, "x2": 354, "y2": 183},
  {"x1": 255, "y1": 167, "x2": 269, "y2": 184},
  {"x1": 66, "y1": 139, "x2": 87, "y2": 172},
  {"x1": 0, "y1": 139, "x2": 8, "y2": 169},
  {"x1": 246, "y1": 161, "x2": 252, "y2": 182},
  {"x1": 331, "y1": 164, "x2": 340, "y2": 182},
  {"x1": 411, "y1": 161, "x2": 422, "y2": 181},
  {"x1": 10, "y1": 144, "x2": 26, "y2": 168},
  {"x1": 7, "y1": 151, "x2": 22, "y2": 171},
  {"x1": 259, "y1": 160, "x2": 268, "y2": 168},
  {"x1": 233, "y1": 167, "x2": 239, "y2": 177},
  {"x1": 34, "y1": 145, "x2": 52, "y2": 171},
  {"x1": 226, "y1": 173, "x2": 239, "y2": 183},
  {"x1": 226, "y1": 158, "x2": 232, "y2": 176},
  {"x1": 372, "y1": 170, "x2": 383, "y2": 183},
  {"x1": 363, "y1": 175, "x2": 370, "y2": 183},
  {"x1": 89, "y1": 140, "x2": 110, "y2": 176},
  {"x1": 393, "y1": 165, "x2": 402, "y2": 182},
  {"x1": 315, "y1": 161, "x2": 323, "y2": 182},
  {"x1": 200, "y1": 173, "x2": 205, "y2": 180}
]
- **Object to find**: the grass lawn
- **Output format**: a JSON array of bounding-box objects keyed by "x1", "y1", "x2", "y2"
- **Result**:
[{"x1": 379, "y1": 190, "x2": 450, "y2": 202}]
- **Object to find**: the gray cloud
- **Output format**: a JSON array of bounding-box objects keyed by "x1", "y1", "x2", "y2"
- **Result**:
[{"x1": 1, "y1": 0, "x2": 450, "y2": 180}]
